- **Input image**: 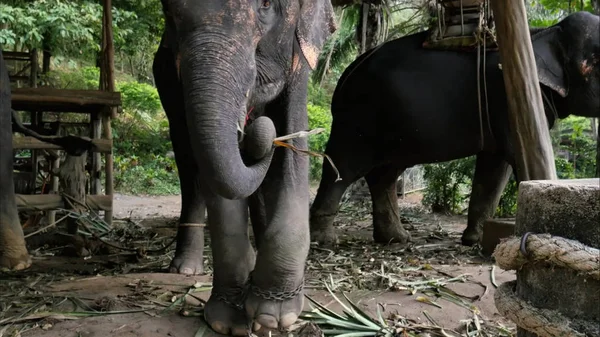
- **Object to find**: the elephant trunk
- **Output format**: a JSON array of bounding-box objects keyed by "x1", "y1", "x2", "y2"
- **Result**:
[{"x1": 180, "y1": 34, "x2": 276, "y2": 200}]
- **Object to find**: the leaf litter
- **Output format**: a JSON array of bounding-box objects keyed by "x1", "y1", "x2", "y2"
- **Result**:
[{"x1": 1, "y1": 195, "x2": 514, "y2": 336}]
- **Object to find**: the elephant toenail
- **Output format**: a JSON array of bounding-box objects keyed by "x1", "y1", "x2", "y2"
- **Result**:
[
  {"x1": 280, "y1": 313, "x2": 299, "y2": 328},
  {"x1": 231, "y1": 326, "x2": 249, "y2": 336},
  {"x1": 252, "y1": 322, "x2": 262, "y2": 331},
  {"x1": 256, "y1": 314, "x2": 278, "y2": 329},
  {"x1": 181, "y1": 267, "x2": 193, "y2": 274},
  {"x1": 210, "y1": 321, "x2": 230, "y2": 335}
]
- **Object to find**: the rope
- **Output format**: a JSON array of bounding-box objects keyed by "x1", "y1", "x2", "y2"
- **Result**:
[
  {"x1": 474, "y1": 1, "x2": 497, "y2": 151},
  {"x1": 493, "y1": 233, "x2": 600, "y2": 280},
  {"x1": 493, "y1": 233, "x2": 600, "y2": 337},
  {"x1": 494, "y1": 281, "x2": 586, "y2": 337}
]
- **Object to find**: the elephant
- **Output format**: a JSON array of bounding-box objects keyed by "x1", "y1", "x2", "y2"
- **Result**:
[
  {"x1": 151, "y1": 0, "x2": 335, "y2": 335},
  {"x1": 309, "y1": 11, "x2": 599, "y2": 248},
  {"x1": 0, "y1": 50, "x2": 96, "y2": 271}
]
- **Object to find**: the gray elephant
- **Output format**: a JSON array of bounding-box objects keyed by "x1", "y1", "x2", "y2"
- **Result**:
[
  {"x1": 0, "y1": 51, "x2": 30, "y2": 271},
  {"x1": 309, "y1": 12, "x2": 599, "y2": 247},
  {"x1": 151, "y1": 0, "x2": 335, "y2": 335},
  {"x1": 0, "y1": 50, "x2": 96, "y2": 271}
]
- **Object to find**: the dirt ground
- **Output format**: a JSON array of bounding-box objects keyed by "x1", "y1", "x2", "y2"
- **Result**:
[{"x1": 0, "y1": 190, "x2": 516, "y2": 337}]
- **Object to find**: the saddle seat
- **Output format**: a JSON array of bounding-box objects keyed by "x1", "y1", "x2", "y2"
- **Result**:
[{"x1": 422, "y1": 0, "x2": 498, "y2": 52}]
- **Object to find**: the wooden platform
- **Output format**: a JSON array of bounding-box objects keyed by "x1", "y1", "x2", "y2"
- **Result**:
[
  {"x1": 16, "y1": 194, "x2": 112, "y2": 212},
  {"x1": 12, "y1": 136, "x2": 113, "y2": 154},
  {"x1": 11, "y1": 87, "x2": 121, "y2": 113}
]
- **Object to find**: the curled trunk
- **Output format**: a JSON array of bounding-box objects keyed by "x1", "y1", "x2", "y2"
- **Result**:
[{"x1": 180, "y1": 37, "x2": 276, "y2": 200}]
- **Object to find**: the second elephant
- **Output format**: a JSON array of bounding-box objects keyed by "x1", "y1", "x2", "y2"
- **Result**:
[{"x1": 309, "y1": 11, "x2": 600, "y2": 247}]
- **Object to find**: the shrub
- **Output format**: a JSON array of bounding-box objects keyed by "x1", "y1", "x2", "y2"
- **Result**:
[
  {"x1": 41, "y1": 65, "x2": 100, "y2": 89},
  {"x1": 307, "y1": 103, "x2": 332, "y2": 182},
  {"x1": 421, "y1": 157, "x2": 476, "y2": 214}
]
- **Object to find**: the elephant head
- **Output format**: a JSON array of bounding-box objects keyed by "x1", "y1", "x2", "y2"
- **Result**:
[
  {"x1": 159, "y1": 0, "x2": 336, "y2": 199},
  {"x1": 532, "y1": 11, "x2": 600, "y2": 118}
]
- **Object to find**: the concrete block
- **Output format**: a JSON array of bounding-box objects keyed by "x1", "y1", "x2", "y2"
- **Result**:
[
  {"x1": 481, "y1": 218, "x2": 515, "y2": 256},
  {"x1": 514, "y1": 178, "x2": 600, "y2": 337}
]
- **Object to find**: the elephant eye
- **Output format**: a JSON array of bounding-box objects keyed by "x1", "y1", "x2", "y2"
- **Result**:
[{"x1": 261, "y1": 0, "x2": 271, "y2": 8}]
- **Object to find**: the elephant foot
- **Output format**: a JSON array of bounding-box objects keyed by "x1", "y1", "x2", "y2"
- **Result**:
[
  {"x1": 461, "y1": 227, "x2": 481, "y2": 246},
  {"x1": 204, "y1": 291, "x2": 249, "y2": 336},
  {"x1": 169, "y1": 224, "x2": 205, "y2": 275},
  {"x1": 0, "y1": 250, "x2": 32, "y2": 271},
  {"x1": 245, "y1": 281, "x2": 304, "y2": 330},
  {"x1": 310, "y1": 227, "x2": 338, "y2": 248},
  {"x1": 373, "y1": 223, "x2": 411, "y2": 244}
]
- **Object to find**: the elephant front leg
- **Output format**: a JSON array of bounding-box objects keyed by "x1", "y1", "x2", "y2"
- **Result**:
[
  {"x1": 245, "y1": 145, "x2": 309, "y2": 330},
  {"x1": 204, "y1": 197, "x2": 255, "y2": 336},
  {"x1": 365, "y1": 165, "x2": 411, "y2": 244},
  {"x1": 153, "y1": 46, "x2": 206, "y2": 275},
  {"x1": 461, "y1": 152, "x2": 512, "y2": 246}
]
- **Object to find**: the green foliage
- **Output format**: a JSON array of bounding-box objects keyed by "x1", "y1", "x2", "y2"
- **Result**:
[
  {"x1": 0, "y1": 0, "x2": 137, "y2": 60},
  {"x1": 528, "y1": 0, "x2": 596, "y2": 26},
  {"x1": 495, "y1": 177, "x2": 518, "y2": 218},
  {"x1": 555, "y1": 116, "x2": 597, "y2": 178},
  {"x1": 114, "y1": 154, "x2": 179, "y2": 195},
  {"x1": 307, "y1": 100, "x2": 333, "y2": 182},
  {"x1": 1, "y1": 0, "x2": 163, "y2": 83},
  {"x1": 421, "y1": 157, "x2": 476, "y2": 214},
  {"x1": 112, "y1": 81, "x2": 178, "y2": 195},
  {"x1": 42, "y1": 66, "x2": 100, "y2": 89}
]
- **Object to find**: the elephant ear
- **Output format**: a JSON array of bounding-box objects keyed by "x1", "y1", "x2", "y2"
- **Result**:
[
  {"x1": 295, "y1": 0, "x2": 337, "y2": 70},
  {"x1": 531, "y1": 26, "x2": 568, "y2": 97}
]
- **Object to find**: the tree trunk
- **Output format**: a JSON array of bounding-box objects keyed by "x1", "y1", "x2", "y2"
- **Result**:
[
  {"x1": 42, "y1": 34, "x2": 51, "y2": 74},
  {"x1": 356, "y1": 1, "x2": 384, "y2": 53},
  {"x1": 489, "y1": 0, "x2": 557, "y2": 183}
]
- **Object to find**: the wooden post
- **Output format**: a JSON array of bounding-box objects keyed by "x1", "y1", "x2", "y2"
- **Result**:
[
  {"x1": 90, "y1": 112, "x2": 102, "y2": 196},
  {"x1": 489, "y1": 0, "x2": 557, "y2": 181},
  {"x1": 47, "y1": 156, "x2": 60, "y2": 225},
  {"x1": 58, "y1": 152, "x2": 88, "y2": 235},
  {"x1": 99, "y1": 0, "x2": 116, "y2": 225},
  {"x1": 29, "y1": 111, "x2": 39, "y2": 194}
]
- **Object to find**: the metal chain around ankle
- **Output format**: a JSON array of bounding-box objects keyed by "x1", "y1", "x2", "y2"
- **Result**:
[
  {"x1": 246, "y1": 277, "x2": 305, "y2": 302},
  {"x1": 212, "y1": 286, "x2": 248, "y2": 311}
]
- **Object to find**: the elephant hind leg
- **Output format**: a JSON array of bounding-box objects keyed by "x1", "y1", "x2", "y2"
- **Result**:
[
  {"x1": 153, "y1": 46, "x2": 206, "y2": 275},
  {"x1": 309, "y1": 127, "x2": 376, "y2": 247},
  {"x1": 309, "y1": 160, "x2": 356, "y2": 247},
  {"x1": 461, "y1": 151, "x2": 512, "y2": 246},
  {"x1": 365, "y1": 164, "x2": 411, "y2": 244}
]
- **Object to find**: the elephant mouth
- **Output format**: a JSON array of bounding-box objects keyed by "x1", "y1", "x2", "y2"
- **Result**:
[{"x1": 237, "y1": 79, "x2": 285, "y2": 141}]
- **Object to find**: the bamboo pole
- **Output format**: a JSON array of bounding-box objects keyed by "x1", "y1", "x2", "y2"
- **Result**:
[{"x1": 489, "y1": 0, "x2": 557, "y2": 182}]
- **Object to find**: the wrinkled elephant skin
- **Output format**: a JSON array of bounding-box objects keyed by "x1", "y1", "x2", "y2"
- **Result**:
[
  {"x1": 309, "y1": 11, "x2": 600, "y2": 247},
  {"x1": 0, "y1": 51, "x2": 32, "y2": 271},
  {"x1": 152, "y1": 0, "x2": 335, "y2": 335}
]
